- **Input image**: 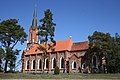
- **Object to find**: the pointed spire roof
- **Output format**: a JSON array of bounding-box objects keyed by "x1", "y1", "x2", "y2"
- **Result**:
[{"x1": 32, "y1": 6, "x2": 37, "y2": 29}]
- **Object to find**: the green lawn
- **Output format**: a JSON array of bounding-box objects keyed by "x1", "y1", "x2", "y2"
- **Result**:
[{"x1": 0, "y1": 73, "x2": 120, "y2": 79}]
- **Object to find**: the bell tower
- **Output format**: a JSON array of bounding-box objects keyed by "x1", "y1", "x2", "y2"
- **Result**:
[{"x1": 27, "y1": 6, "x2": 38, "y2": 46}]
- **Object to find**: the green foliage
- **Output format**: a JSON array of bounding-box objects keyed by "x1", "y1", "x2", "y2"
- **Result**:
[
  {"x1": 88, "y1": 31, "x2": 112, "y2": 60},
  {"x1": 37, "y1": 45, "x2": 47, "y2": 54},
  {"x1": 8, "y1": 49, "x2": 20, "y2": 72},
  {"x1": 54, "y1": 66, "x2": 60, "y2": 75},
  {"x1": 37, "y1": 9, "x2": 56, "y2": 73},
  {"x1": 88, "y1": 31, "x2": 120, "y2": 73},
  {"x1": 0, "y1": 19, "x2": 27, "y2": 72},
  {"x1": 37, "y1": 9, "x2": 56, "y2": 53},
  {"x1": 107, "y1": 33, "x2": 120, "y2": 73}
]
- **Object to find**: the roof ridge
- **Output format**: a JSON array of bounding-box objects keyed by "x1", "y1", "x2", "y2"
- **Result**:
[{"x1": 73, "y1": 41, "x2": 88, "y2": 44}]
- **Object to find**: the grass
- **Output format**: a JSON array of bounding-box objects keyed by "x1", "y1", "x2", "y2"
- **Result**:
[{"x1": 0, "y1": 72, "x2": 120, "y2": 79}]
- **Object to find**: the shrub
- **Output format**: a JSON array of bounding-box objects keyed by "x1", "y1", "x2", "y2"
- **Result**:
[{"x1": 54, "y1": 66, "x2": 60, "y2": 75}]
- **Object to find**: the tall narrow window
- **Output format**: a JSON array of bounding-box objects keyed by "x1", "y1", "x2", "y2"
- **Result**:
[
  {"x1": 81, "y1": 63, "x2": 86, "y2": 73},
  {"x1": 38, "y1": 59, "x2": 42, "y2": 69},
  {"x1": 31, "y1": 60, "x2": 35, "y2": 69},
  {"x1": 46, "y1": 59, "x2": 49, "y2": 68},
  {"x1": 52, "y1": 58, "x2": 56, "y2": 69},
  {"x1": 33, "y1": 60, "x2": 35, "y2": 69},
  {"x1": 60, "y1": 57, "x2": 64, "y2": 68},
  {"x1": 44, "y1": 58, "x2": 49, "y2": 69},
  {"x1": 82, "y1": 63, "x2": 85, "y2": 70},
  {"x1": 53, "y1": 58, "x2": 56, "y2": 68},
  {"x1": 74, "y1": 61, "x2": 76, "y2": 68},
  {"x1": 26, "y1": 60, "x2": 29, "y2": 70},
  {"x1": 72, "y1": 61, "x2": 77, "y2": 69}
]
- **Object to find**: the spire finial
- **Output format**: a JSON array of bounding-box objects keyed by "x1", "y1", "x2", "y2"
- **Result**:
[{"x1": 32, "y1": 5, "x2": 37, "y2": 29}]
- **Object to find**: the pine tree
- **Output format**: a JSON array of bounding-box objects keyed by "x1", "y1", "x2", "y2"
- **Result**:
[
  {"x1": 37, "y1": 9, "x2": 56, "y2": 73},
  {"x1": 0, "y1": 19, "x2": 27, "y2": 73},
  {"x1": 88, "y1": 31, "x2": 120, "y2": 73}
]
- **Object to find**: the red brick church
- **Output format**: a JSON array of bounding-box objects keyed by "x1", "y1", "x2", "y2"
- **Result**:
[{"x1": 22, "y1": 8, "x2": 107, "y2": 73}]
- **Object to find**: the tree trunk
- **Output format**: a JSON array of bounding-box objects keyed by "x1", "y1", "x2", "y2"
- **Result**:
[{"x1": 4, "y1": 60, "x2": 8, "y2": 73}]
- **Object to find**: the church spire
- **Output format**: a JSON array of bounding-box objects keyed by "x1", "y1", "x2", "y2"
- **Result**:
[
  {"x1": 28, "y1": 5, "x2": 38, "y2": 44},
  {"x1": 32, "y1": 6, "x2": 37, "y2": 29}
]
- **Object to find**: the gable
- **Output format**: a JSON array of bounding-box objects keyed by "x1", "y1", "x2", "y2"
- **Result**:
[{"x1": 69, "y1": 54, "x2": 80, "y2": 60}]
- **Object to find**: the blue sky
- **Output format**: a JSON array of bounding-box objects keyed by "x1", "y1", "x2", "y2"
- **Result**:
[
  {"x1": 1, "y1": 0, "x2": 120, "y2": 42},
  {"x1": 0, "y1": 0, "x2": 120, "y2": 70}
]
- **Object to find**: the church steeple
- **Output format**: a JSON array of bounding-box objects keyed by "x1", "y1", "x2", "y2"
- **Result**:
[
  {"x1": 27, "y1": 6, "x2": 38, "y2": 45},
  {"x1": 32, "y1": 6, "x2": 37, "y2": 29}
]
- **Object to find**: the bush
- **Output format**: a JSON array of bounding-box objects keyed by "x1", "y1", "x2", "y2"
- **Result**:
[{"x1": 54, "y1": 66, "x2": 60, "y2": 75}]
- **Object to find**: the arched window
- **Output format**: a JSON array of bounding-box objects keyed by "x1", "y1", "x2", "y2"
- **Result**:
[
  {"x1": 82, "y1": 63, "x2": 85, "y2": 70},
  {"x1": 33, "y1": 60, "x2": 35, "y2": 69},
  {"x1": 53, "y1": 58, "x2": 56, "y2": 68},
  {"x1": 60, "y1": 57, "x2": 64, "y2": 69},
  {"x1": 81, "y1": 63, "x2": 86, "y2": 73},
  {"x1": 44, "y1": 58, "x2": 49, "y2": 69},
  {"x1": 31, "y1": 60, "x2": 35, "y2": 69},
  {"x1": 72, "y1": 61, "x2": 77, "y2": 69},
  {"x1": 52, "y1": 58, "x2": 56, "y2": 69},
  {"x1": 46, "y1": 59, "x2": 49, "y2": 68},
  {"x1": 74, "y1": 61, "x2": 77, "y2": 68},
  {"x1": 26, "y1": 60, "x2": 29, "y2": 70},
  {"x1": 38, "y1": 59, "x2": 42, "y2": 69}
]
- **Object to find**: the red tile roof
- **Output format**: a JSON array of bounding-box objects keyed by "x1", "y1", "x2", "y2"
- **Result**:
[
  {"x1": 25, "y1": 39, "x2": 73, "y2": 55},
  {"x1": 25, "y1": 40, "x2": 89, "y2": 55},
  {"x1": 71, "y1": 41, "x2": 89, "y2": 51}
]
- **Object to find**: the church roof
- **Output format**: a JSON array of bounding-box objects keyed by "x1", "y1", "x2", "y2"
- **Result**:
[
  {"x1": 25, "y1": 40, "x2": 73, "y2": 55},
  {"x1": 71, "y1": 41, "x2": 89, "y2": 51},
  {"x1": 25, "y1": 40, "x2": 89, "y2": 55}
]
